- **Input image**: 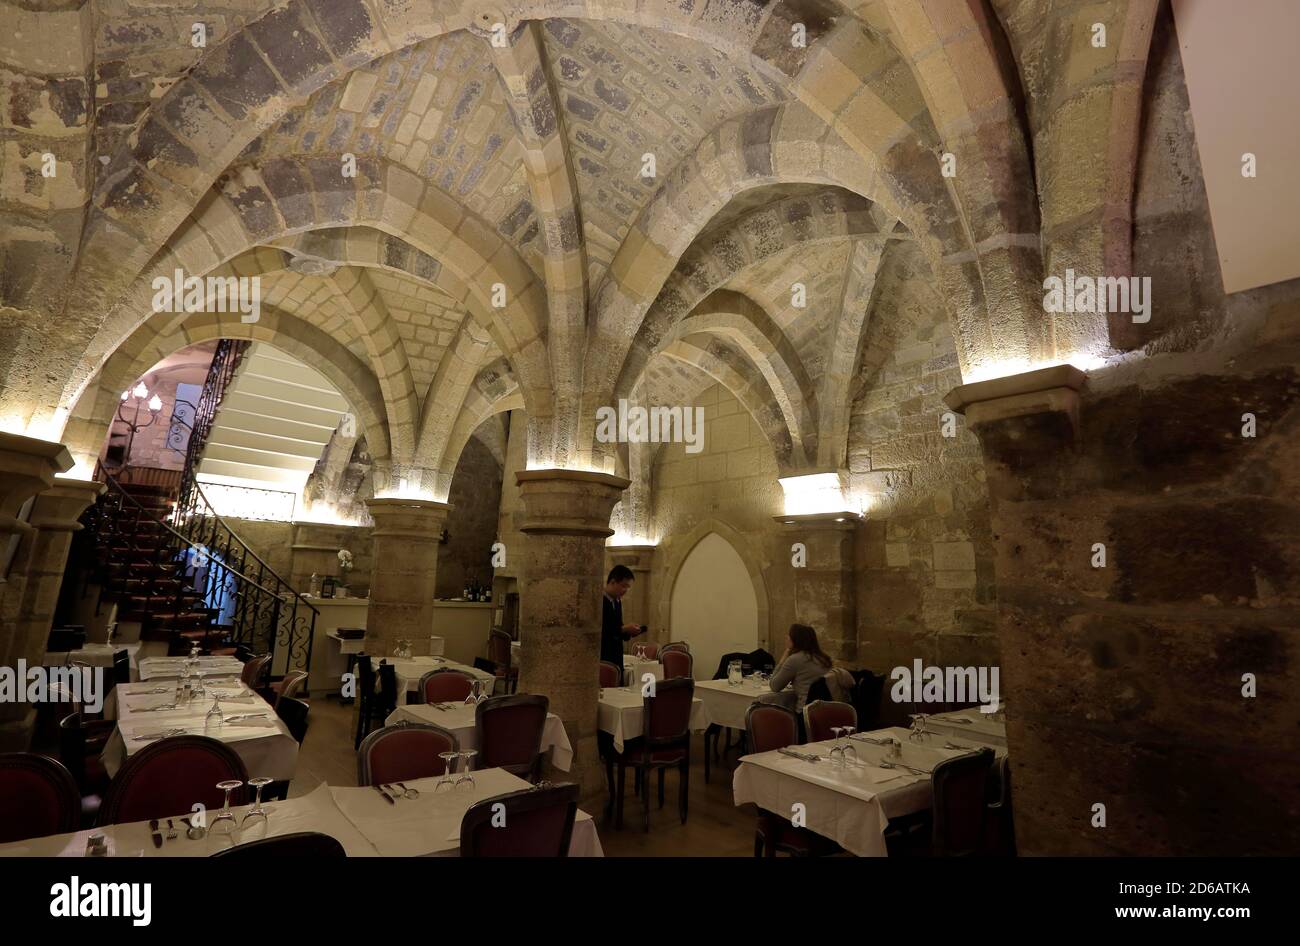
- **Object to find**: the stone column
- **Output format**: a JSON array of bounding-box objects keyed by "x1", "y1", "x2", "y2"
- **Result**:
[
  {"x1": 0, "y1": 433, "x2": 80, "y2": 750},
  {"x1": 515, "y1": 469, "x2": 629, "y2": 804},
  {"x1": 605, "y1": 543, "x2": 655, "y2": 644},
  {"x1": 775, "y1": 512, "x2": 862, "y2": 663},
  {"x1": 362, "y1": 498, "x2": 451, "y2": 659}
]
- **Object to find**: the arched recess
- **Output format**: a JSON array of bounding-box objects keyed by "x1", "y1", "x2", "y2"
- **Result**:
[
  {"x1": 656, "y1": 519, "x2": 772, "y2": 676},
  {"x1": 64, "y1": 306, "x2": 392, "y2": 485}
]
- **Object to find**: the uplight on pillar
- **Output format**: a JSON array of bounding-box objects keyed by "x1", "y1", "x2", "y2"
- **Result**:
[{"x1": 777, "y1": 471, "x2": 857, "y2": 519}]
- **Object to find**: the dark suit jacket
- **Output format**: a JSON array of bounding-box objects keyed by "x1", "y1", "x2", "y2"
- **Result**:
[{"x1": 601, "y1": 594, "x2": 625, "y2": 667}]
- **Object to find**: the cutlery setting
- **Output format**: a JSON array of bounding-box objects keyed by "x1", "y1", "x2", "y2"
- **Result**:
[
  {"x1": 777, "y1": 747, "x2": 820, "y2": 763},
  {"x1": 132, "y1": 727, "x2": 188, "y2": 741},
  {"x1": 223, "y1": 713, "x2": 268, "y2": 723}
]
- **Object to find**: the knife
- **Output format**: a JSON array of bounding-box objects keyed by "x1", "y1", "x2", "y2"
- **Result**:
[
  {"x1": 373, "y1": 784, "x2": 395, "y2": 805},
  {"x1": 149, "y1": 819, "x2": 163, "y2": 849}
]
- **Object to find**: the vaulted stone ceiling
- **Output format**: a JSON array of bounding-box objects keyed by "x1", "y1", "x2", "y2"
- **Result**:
[{"x1": 1, "y1": 0, "x2": 1163, "y2": 504}]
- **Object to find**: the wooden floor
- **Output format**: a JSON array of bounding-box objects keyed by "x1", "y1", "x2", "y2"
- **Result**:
[{"x1": 293, "y1": 696, "x2": 760, "y2": 856}]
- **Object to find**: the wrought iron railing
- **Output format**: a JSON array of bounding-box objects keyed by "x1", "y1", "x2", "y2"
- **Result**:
[{"x1": 177, "y1": 338, "x2": 247, "y2": 514}]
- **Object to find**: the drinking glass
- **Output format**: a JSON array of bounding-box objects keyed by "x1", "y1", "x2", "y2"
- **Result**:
[
  {"x1": 454, "y1": 750, "x2": 477, "y2": 792},
  {"x1": 841, "y1": 725, "x2": 858, "y2": 763},
  {"x1": 727, "y1": 660, "x2": 742, "y2": 687},
  {"x1": 204, "y1": 695, "x2": 223, "y2": 733},
  {"x1": 209, "y1": 780, "x2": 243, "y2": 846},
  {"x1": 241, "y1": 777, "x2": 273, "y2": 835},
  {"x1": 464, "y1": 679, "x2": 479, "y2": 705},
  {"x1": 435, "y1": 751, "x2": 457, "y2": 792},
  {"x1": 192, "y1": 670, "x2": 206, "y2": 701},
  {"x1": 475, "y1": 680, "x2": 489, "y2": 704},
  {"x1": 909, "y1": 713, "x2": 930, "y2": 743},
  {"x1": 828, "y1": 727, "x2": 845, "y2": 764}
]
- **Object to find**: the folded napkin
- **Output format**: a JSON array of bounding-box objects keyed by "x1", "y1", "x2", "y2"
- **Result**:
[{"x1": 224, "y1": 717, "x2": 276, "y2": 728}]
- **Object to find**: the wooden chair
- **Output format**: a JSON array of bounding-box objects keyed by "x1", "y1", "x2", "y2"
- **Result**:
[
  {"x1": 357, "y1": 721, "x2": 459, "y2": 786},
  {"x1": 275, "y1": 696, "x2": 310, "y2": 745},
  {"x1": 352, "y1": 656, "x2": 398, "y2": 749},
  {"x1": 211, "y1": 832, "x2": 346, "y2": 858},
  {"x1": 745, "y1": 703, "x2": 840, "y2": 857},
  {"x1": 418, "y1": 668, "x2": 474, "y2": 704},
  {"x1": 0, "y1": 753, "x2": 81, "y2": 843},
  {"x1": 661, "y1": 649, "x2": 693, "y2": 680},
  {"x1": 460, "y1": 784, "x2": 578, "y2": 857},
  {"x1": 802, "y1": 699, "x2": 857, "y2": 743},
  {"x1": 487, "y1": 628, "x2": 519, "y2": 694},
  {"x1": 931, "y1": 747, "x2": 996, "y2": 856},
  {"x1": 99, "y1": 736, "x2": 249, "y2": 826},
  {"x1": 475, "y1": 694, "x2": 549, "y2": 781},
  {"x1": 599, "y1": 660, "x2": 623, "y2": 688},
  {"x1": 613, "y1": 677, "x2": 693, "y2": 831}
]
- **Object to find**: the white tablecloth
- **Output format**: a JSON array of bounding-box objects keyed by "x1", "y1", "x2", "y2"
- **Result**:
[
  {"x1": 329, "y1": 768, "x2": 601, "y2": 857},
  {"x1": 101, "y1": 683, "x2": 299, "y2": 781},
  {"x1": 732, "y1": 726, "x2": 1005, "y2": 857},
  {"x1": 384, "y1": 702, "x2": 574, "y2": 771},
  {"x1": 137, "y1": 656, "x2": 244, "y2": 682},
  {"x1": 694, "y1": 677, "x2": 776, "y2": 730},
  {"x1": 622, "y1": 656, "x2": 663, "y2": 686},
  {"x1": 597, "y1": 687, "x2": 710, "y2": 752},
  {"x1": 386, "y1": 656, "x2": 497, "y2": 705},
  {"x1": 44, "y1": 642, "x2": 141, "y2": 679},
  {"x1": 921, "y1": 709, "x2": 1008, "y2": 746}
]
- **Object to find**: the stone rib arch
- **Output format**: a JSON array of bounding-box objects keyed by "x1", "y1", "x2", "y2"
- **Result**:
[
  {"x1": 65, "y1": 305, "x2": 392, "y2": 481},
  {"x1": 60, "y1": 156, "x2": 552, "y2": 442}
]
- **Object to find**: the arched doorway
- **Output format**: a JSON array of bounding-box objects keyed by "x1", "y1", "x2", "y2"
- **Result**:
[{"x1": 669, "y1": 532, "x2": 760, "y2": 680}]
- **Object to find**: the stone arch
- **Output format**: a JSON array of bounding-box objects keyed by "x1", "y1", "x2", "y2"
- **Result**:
[{"x1": 65, "y1": 306, "x2": 391, "y2": 481}]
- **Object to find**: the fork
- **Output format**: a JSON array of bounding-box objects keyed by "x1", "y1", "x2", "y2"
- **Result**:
[
  {"x1": 878, "y1": 759, "x2": 929, "y2": 775},
  {"x1": 223, "y1": 713, "x2": 268, "y2": 722},
  {"x1": 132, "y1": 727, "x2": 185, "y2": 741}
]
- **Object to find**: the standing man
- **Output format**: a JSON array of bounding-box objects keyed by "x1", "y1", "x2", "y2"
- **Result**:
[{"x1": 602, "y1": 565, "x2": 645, "y2": 667}]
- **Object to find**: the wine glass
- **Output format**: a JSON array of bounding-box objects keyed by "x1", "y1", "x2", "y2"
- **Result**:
[
  {"x1": 909, "y1": 713, "x2": 930, "y2": 743},
  {"x1": 828, "y1": 727, "x2": 845, "y2": 764},
  {"x1": 204, "y1": 695, "x2": 223, "y2": 733},
  {"x1": 841, "y1": 725, "x2": 858, "y2": 763},
  {"x1": 435, "y1": 751, "x2": 457, "y2": 792},
  {"x1": 192, "y1": 670, "x2": 206, "y2": 700},
  {"x1": 464, "y1": 679, "x2": 479, "y2": 705},
  {"x1": 454, "y1": 750, "x2": 477, "y2": 791},
  {"x1": 241, "y1": 777, "x2": 273, "y2": 835},
  {"x1": 475, "y1": 680, "x2": 489, "y2": 704},
  {"x1": 209, "y1": 780, "x2": 244, "y2": 846}
]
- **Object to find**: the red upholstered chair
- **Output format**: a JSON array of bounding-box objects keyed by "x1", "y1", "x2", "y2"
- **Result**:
[
  {"x1": 661, "y1": 649, "x2": 693, "y2": 680},
  {"x1": 358, "y1": 721, "x2": 459, "y2": 786},
  {"x1": 803, "y1": 700, "x2": 857, "y2": 744},
  {"x1": 460, "y1": 783, "x2": 579, "y2": 857},
  {"x1": 745, "y1": 703, "x2": 840, "y2": 857},
  {"x1": 931, "y1": 747, "x2": 996, "y2": 856},
  {"x1": 638, "y1": 643, "x2": 659, "y2": 659},
  {"x1": 269, "y1": 670, "x2": 308, "y2": 707},
  {"x1": 419, "y1": 668, "x2": 475, "y2": 704},
  {"x1": 599, "y1": 661, "x2": 622, "y2": 688},
  {"x1": 241, "y1": 653, "x2": 271, "y2": 689},
  {"x1": 212, "y1": 831, "x2": 347, "y2": 858},
  {"x1": 0, "y1": 753, "x2": 81, "y2": 843},
  {"x1": 475, "y1": 694, "x2": 549, "y2": 781},
  {"x1": 614, "y1": 677, "x2": 693, "y2": 831},
  {"x1": 659, "y1": 641, "x2": 689, "y2": 656},
  {"x1": 99, "y1": 735, "x2": 249, "y2": 826}
]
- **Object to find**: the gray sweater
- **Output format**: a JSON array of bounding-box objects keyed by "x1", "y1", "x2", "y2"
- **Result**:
[{"x1": 769, "y1": 651, "x2": 829, "y2": 710}]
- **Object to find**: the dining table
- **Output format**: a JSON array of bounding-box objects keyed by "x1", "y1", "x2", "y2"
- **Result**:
[
  {"x1": 732, "y1": 713, "x2": 1008, "y2": 857},
  {"x1": 694, "y1": 676, "x2": 780, "y2": 730},
  {"x1": 43, "y1": 642, "x2": 141, "y2": 678},
  {"x1": 384, "y1": 656, "x2": 498, "y2": 705},
  {"x1": 0, "y1": 770, "x2": 603, "y2": 858},
  {"x1": 384, "y1": 701, "x2": 575, "y2": 771},
  {"x1": 136, "y1": 655, "x2": 245, "y2": 682},
  {"x1": 100, "y1": 680, "x2": 299, "y2": 781},
  {"x1": 597, "y1": 686, "x2": 711, "y2": 753}
]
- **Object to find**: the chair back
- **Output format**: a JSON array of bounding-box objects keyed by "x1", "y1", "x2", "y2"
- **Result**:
[
  {"x1": 376, "y1": 661, "x2": 398, "y2": 713},
  {"x1": 276, "y1": 696, "x2": 310, "y2": 744},
  {"x1": 932, "y1": 747, "x2": 996, "y2": 856},
  {"x1": 0, "y1": 753, "x2": 80, "y2": 843},
  {"x1": 711, "y1": 651, "x2": 749, "y2": 680},
  {"x1": 661, "y1": 649, "x2": 693, "y2": 679},
  {"x1": 212, "y1": 831, "x2": 346, "y2": 858},
  {"x1": 112, "y1": 650, "x2": 131, "y2": 686},
  {"x1": 746, "y1": 702, "x2": 799, "y2": 753},
  {"x1": 241, "y1": 653, "x2": 271, "y2": 688},
  {"x1": 58, "y1": 712, "x2": 94, "y2": 789},
  {"x1": 488, "y1": 629, "x2": 513, "y2": 667},
  {"x1": 420, "y1": 669, "x2": 474, "y2": 704},
  {"x1": 642, "y1": 677, "x2": 694, "y2": 757},
  {"x1": 460, "y1": 783, "x2": 578, "y2": 857},
  {"x1": 357, "y1": 722, "x2": 459, "y2": 786},
  {"x1": 659, "y1": 641, "x2": 690, "y2": 655},
  {"x1": 745, "y1": 648, "x2": 776, "y2": 674},
  {"x1": 356, "y1": 653, "x2": 375, "y2": 698},
  {"x1": 275, "y1": 670, "x2": 309, "y2": 705},
  {"x1": 100, "y1": 735, "x2": 249, "y2": 825},
  {"x1": 598, "y1": 661, "x2": 622, "y2": 688},
  {"x1": 638, "y1": 643, "x2": 659, "y2": 659},
  {"x1": 475, "y1": 694, "x2": 549, "y2": 779},
  {"x1": 803, "y1": 700, "x2": 857, "y2": 743}
]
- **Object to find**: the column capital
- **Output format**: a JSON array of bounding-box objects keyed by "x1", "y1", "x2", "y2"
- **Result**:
[
  {"x1": 944, "y1": 364, "x2": 1087, "y2": 436},
  {"x1": 773, "y1": 511, "x2": 864, "y2": 531},
  {"x1": 364, "y1": 496, "x2": 452, "y2": 539},
  {"x1": 29, "y1": 477, "x2": 105, "y2": 533},
  {"x1": 515, "y1": 469, "x2": 629, "y2": 537},
  {"x1": 0, "y1": 432, "x2": 73, "y2": 535}
]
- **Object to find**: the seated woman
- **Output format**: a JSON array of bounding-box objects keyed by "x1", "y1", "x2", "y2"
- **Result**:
[{"x1": 765, "y1": 623, "x2": 833, "y2": 711}]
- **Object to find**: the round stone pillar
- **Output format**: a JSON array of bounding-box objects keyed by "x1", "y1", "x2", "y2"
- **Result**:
[
  {"x1": 362, "y1": 498, "x2": 451, "y2": 659},
  {"x1": 515, "y1": 469, "x2": 629, "y2": 804}
]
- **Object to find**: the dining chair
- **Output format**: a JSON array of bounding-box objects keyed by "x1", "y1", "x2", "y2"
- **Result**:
[
  {"x1": 353, "y1": 657, "x2": 398, "y2": 748},
  {"x1": 598, "y1": 660, "x2": 622, "y2": 688},
  {"x1": 931, "y1": 747, "x2": 997, "y2": 856},
  {"x1": 0, "y1": 753, "x2": 81, "y2": 843},
  {"x1": 638, "y1": 643, "x2": 659, "y2": 660},
  {"x1": 475, "y1": 694, "x2": 549, "y2": 781},
  {"x1": 418, "y1": 668, "x2": 474, "y2": 704},
  {"x1": 112, "y1": 650, "x2": 131, "y2": 687},
  {"x1": 613, "y1": 677, "x2": 693, "y2": 832},
  {"x1": 487, "y1": 628, "x2": 519, "y2": 694},
  {"x1": 704, "y1": 651, "x2": 752, "y2": 783},
  {"x1": 211, "y1": 831, "x2": 346, "y2": 858},
  {"x1": 275, "y1": 696, "x2": 310, "y2": 745},
  {"x1": 460, "y1": 783, "x2": 579, "y2": 857},
  {"x1": 984, "y1": 755, "x2": 1016, "y2": 856},
  {"x1": 58, "y1": 712, "x2": 113, "y2": 824},
  {"x1": 659, "y1": 641, "x2": 690, "y2": 656},
  {"x1": 803, "y1": 699, "x2": 858, "y2": 743},
  {"x1": 240, "y1": 653, "x2": 271, "y2": 689},
  {"x1": 270, "y1": 670, "x2": 308, "y2": 706},
  {"x1": 660, "y1": 649, "x2": 693, "y2": 680},
  {"x1": 745, "y1": 703, "x2": 839, "y2": 857},
  {"x1": 99, "y1": 735, "x2": 249, "y2": 826},
  {"x1": 357, "y1": 721, "x2": 459, "y2": 786}
]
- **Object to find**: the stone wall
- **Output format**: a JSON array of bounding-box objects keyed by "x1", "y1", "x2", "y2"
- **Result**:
[
  {"x1": 848, "y1": 240, "x2": 998, "y2": 671},
  {"x1": 438, "y1": 434, "x2": 503, "y2": 598}
]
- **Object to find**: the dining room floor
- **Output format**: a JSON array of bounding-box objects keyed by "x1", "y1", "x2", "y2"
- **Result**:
[{"x1": 292, "y1": 696, "x2": 760, "y2": 856}]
